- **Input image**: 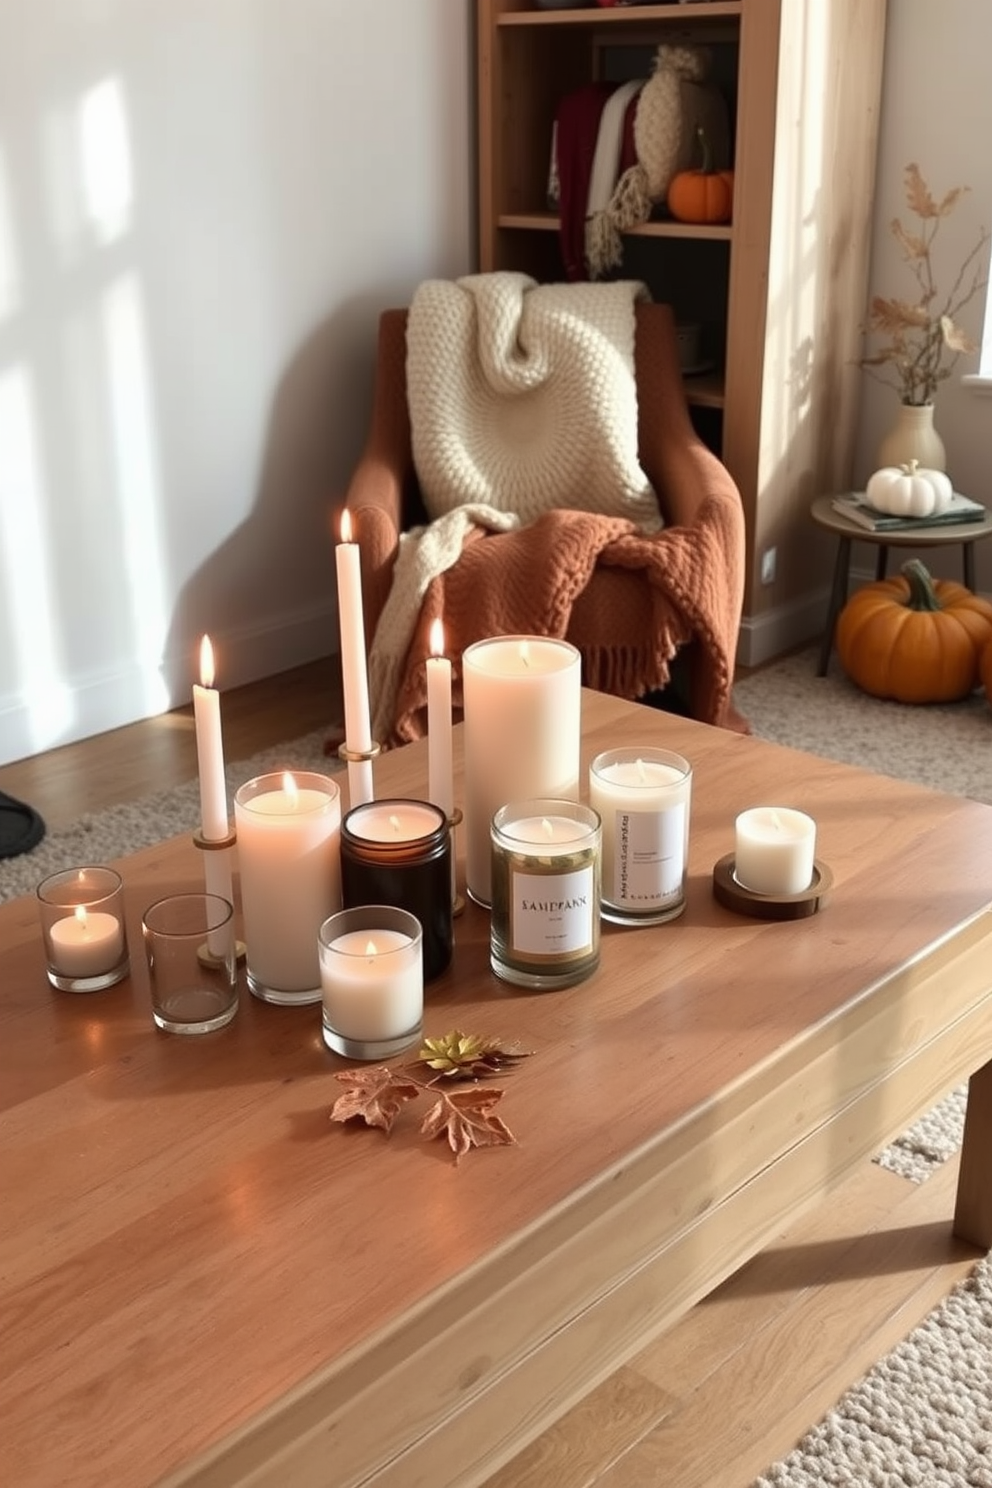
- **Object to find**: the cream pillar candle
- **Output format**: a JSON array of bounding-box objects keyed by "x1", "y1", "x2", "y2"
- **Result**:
[
  {"x1": 462, "y1": 635, "x2": 581, "y2": 905},
  {"x1": 589, "y1": 748, "x2": 692, "y2": 924},
  {"x1": 234, "y1": 770, "x2": 342, "y2": 1004},
  {"x1": 335, "y1": 509, "x2": 375, "y2": 808},
  {"x1": 735, "y1": 807, "x2": 817, "y2": 896}
]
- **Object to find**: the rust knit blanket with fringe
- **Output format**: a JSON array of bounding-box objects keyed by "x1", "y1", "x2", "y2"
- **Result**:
[{"x1": 387, "y1": 500, "x2": 747, "y2": 745}]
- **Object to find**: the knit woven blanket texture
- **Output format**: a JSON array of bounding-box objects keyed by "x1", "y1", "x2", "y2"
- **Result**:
[{"x1": 369, "y1": 273, "x2": 661, "y2": 740}]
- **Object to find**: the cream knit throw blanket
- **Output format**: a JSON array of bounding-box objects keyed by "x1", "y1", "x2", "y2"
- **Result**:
[{"x1": 368, "y1": 272, "x2": 660, "y2": 742}]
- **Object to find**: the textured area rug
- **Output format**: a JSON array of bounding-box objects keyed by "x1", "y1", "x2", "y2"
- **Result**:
[
  {"x1": 753, "y1": 1254, "x2": 992, "y2": 1487},
  {"x1": 732, "y1": 647, "x2": 992, "y2": 805},
  {"x1": 0, "y1": 730, "x2": 341, "y2": 905}
]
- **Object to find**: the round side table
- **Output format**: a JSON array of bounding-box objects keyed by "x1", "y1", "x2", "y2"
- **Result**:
[{"x1": 810, "y1": 494, "x2": 992, "y2": 676}]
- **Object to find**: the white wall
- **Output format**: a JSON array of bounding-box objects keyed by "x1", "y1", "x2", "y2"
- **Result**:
[
  {"x1": 853, "y1": 0, "x2": 992, "y2": 583},
  {"x1": 0, "y1": 0, "x2": 474, "y2": 767}
]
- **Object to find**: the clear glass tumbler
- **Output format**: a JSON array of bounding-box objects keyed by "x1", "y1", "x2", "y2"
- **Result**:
[{"x1": 142, "y1": 892, "x2": 238, "y2": 1035}]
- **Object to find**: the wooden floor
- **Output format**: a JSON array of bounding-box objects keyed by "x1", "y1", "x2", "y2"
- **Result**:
[{"x1": 1, "y1": 658, "x2": 981, "y2": 1488}]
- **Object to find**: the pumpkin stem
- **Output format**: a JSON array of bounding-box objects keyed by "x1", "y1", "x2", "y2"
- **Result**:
[
  {"x1": 900, "y1": 458, "x2": 920, "y2": 475},
  {"x1": 695, "y1": 125, "x2": 713, "y2": 175},
  {"x1": 901, "y1": 558, "x2": 943, "y2": 612}
]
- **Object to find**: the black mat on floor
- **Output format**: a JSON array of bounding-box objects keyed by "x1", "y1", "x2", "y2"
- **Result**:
[{"x1": 0, "y1": 792, "x2": 46, "y2": 860}]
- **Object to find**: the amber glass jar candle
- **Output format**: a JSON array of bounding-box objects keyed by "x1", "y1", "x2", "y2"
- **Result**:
[{"x1": 340, "y1": 799, "x2": 452, "y2": 982}]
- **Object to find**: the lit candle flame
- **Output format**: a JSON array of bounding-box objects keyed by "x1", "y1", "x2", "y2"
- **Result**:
[
  {"x1": 429, "y1": 617, "x2": 445, "y2": 659},
  {"x1": 520, "y1": 640, "x2": 531, "y2": 669},
  {"x1": 364, "y1": 940, "x2": 378, "y2": 961},
  {"x1": 74, "y1": 904, "x2": 89, "y2": 933},
  {"x1": 340, "y1": 508, "x2": 353, "y2": 544},
  {"x1": 199, "y1": 634, "x2": 215, "y2": 689},
  {"x1": 282, "y1": 772, "x2": 299, "y2": 808}
]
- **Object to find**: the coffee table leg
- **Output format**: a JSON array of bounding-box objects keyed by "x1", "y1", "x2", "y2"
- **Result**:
[
  {"x1": 818, "y1": 536, "x2": 852, "y2": 676},
  {"x1": 953, "y1": 1056, "x2": 992, "y2": 1248}
]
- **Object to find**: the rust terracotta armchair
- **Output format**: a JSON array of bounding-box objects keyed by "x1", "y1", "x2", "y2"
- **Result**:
[{"x1": 341, "y1": 299, "x2": 746, "y2": 742}]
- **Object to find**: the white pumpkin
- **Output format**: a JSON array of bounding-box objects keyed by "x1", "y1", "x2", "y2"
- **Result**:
[{"x1": 865, "y1": 459, "x2": 954, "y2": 518}]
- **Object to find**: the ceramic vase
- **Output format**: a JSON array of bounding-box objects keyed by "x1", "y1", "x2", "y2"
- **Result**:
[{"x1": 876, "y1": 402, "x2": 946, "y2": 473}]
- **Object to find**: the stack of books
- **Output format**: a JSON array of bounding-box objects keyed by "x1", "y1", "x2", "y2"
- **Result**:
[{"x1": 832, "y1": 491, "x2": 988, "y2": 533}]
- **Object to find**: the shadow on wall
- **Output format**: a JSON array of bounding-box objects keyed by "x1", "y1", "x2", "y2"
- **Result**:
[{"x1": 159, "y1": 293, "x2": 391, "y2": 705}]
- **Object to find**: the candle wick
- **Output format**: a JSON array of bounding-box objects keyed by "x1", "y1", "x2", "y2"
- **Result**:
[
  {"x1": 388, "y1": 814, "x2": 401, "y2": 834},
  {"x1": 541, "y1": 818, "x2": 553, "y2": 838},
  {"x1": 636, "y1": 757, "x2": 646, "y2": 783}
]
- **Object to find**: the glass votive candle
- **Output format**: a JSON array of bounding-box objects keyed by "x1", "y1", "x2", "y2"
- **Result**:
[
  {"x1": 734, "y1": 807, "x2": 817, "y2": 896},
  {"x1": 36, "y1": 865, "x2": 130, "y2": 993},
  {"x1": 589, "y1": 747, "x2": 692, "y2": 925},
  {"x1": 142, "y1": 892, "x2": 239, "y2": 1035},
  {"x1": 319, "y1": 905, "x2": 423, "y2": 1061},
  {"x1": 340, "y1": 799, "x2": 452, "y2": 981},
  {"x1": 489, "y1": 799, "x2": 601, "y2": 990},
  {"x1": 233, "y1": 770, "x2": 342, "y2": 1006}
]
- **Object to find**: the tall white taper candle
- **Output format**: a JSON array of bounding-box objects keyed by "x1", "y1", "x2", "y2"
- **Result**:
[{"x1": 335, "y1": 509, "x2": 375, "y2": 808}]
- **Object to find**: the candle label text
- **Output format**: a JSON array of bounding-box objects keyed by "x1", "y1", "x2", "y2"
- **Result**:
[
  {"x1": 511, "y1": 866, "x2": 594, "y2": 957},
  {"x1": 610, "y1": 804, "x2": 685, "y2": 906}
]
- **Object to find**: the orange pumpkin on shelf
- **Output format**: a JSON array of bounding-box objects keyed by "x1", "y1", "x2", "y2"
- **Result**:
[
  {"x1": 835, "y1": 558, "x2": 992, "y2": 704},
  {"x1": 667, "y1": 126, "x2": 734, "y2": 224}
]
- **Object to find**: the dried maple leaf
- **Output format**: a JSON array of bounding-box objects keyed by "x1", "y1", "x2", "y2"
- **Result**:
[
  {"x1": 417, "y1": 1029, "x2": 534, "y2": 1078},
  {"x1": 331, "y1": 1066, "x2": 421, "y2": 1135},
  {"x1": 420, "y1": 1086, "x2": 517, "y2": 1162}
]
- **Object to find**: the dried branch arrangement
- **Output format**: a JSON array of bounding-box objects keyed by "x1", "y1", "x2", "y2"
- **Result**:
[
  {"x1": 860, "y1": 162, "x2": 989, "y2": 406},
  {"x1": 330, "y1": 1030, "x2": 533, "y2": 1163}
]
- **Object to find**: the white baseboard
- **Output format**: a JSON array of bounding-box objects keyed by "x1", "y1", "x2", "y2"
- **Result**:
[
  {"x1": 0, "y1": 601, "x2": 340, "y2": 769},
  {"x1": 736, "y1": 588, "x2": 829, "y2": 669}
]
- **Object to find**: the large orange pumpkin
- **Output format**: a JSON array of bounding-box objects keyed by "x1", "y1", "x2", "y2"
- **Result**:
[{"x1": 835, "y1": 558, "x2": 992, "y2": 703}]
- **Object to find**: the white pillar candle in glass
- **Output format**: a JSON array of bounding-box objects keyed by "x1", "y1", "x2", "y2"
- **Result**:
[
  {"x1": 36, "y1": 865, "x2": 130, "y2": 993},
  {"x1": 589, "y1": 748, "x2": 692, "y2": 924},
  {"x1": 734, "y1": 807, "x2": 817, "y2": 896},
  {"x1": 335, "y1": 509, "x2": 375, "y2": 808},
  {"x1": 319, "y1": 905, "x2": 423, "y2": 1060},
  {"x1": 462, "y1": 635, "x2": 581, "y2": 906},
  {"x1": 234, "y1": 770, "x2": 342, "y2": 1004}
]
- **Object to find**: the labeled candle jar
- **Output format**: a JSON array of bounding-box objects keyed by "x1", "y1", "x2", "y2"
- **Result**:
[
  {"x1": 233, "y1": 770, "x2": 342, "y2": 1005},
  {"x1": 490, "y1": 799, "x2": 601, "y2": 990},
  {"x1": 37, "y1": 865, "x2": 129, "y2": 992},
  {"x1": 340, "y1": 799, "x2": 452, "y2": 981},
  {"x1": 319, "y1": 905, "x2": 423, "y2": 1061},
  {"x1": 589, "y1": 747, "x2": 692, "y2": 925}
]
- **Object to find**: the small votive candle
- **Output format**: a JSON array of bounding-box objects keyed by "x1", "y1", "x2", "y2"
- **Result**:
[
  {"x1": 490, "y1": 799, "x2": 601, "y2": 990},
  {"x1": 319, "y1": 905, "x2": 423, "y2": 1061},
  {"x1": 37, "y1": 866, "x2": 129, "y2": 993},
  {"x1": 340, "y1": 799, "x2": 452, "y2": 981},
  {"x1": 589, "y1": 747, "x2": 692, "y2": 925},
  {"x1": 735, "y1": 807, "x2": 817, "y2": 896}
]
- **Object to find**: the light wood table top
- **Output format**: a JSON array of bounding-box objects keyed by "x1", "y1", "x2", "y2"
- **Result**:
[{"x1": 4, "y1": 690, "x2": 992, "y2": 1488}]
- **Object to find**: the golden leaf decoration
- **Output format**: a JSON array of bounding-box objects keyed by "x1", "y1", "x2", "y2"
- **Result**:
[
  {"x1": 417, "y1": 1029, "x2": 534, "y2": 1078},
  {"x1": 903, "y1": 162, "x2": 938, "y2": 219},
  {"x1": 941, "y1": 315, "x2": 978, "y2": 354}
]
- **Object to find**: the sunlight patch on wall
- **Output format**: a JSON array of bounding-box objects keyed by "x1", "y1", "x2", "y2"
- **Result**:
[
  {"x1": 80, "y1": 77, "x2": 133, "y2": 245},
  {"x1": 0, "y1": 145, "x2": 20, "y2": 322},
  {"x1": 0, "y1": 367, "x2": 74, "y2": 747},
  {"x1": 100, "y1": 271, "x2": 170, "y2": 716}
]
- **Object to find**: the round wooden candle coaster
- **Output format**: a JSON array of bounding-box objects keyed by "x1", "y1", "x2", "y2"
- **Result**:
[{"x1": 711, "y1": 854, "x2": 833, "y2": 920}]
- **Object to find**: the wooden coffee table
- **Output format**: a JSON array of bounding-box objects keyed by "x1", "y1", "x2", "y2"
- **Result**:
[{"x1": 3, "y1": 690, "x2": 991, "y2": 1488}]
